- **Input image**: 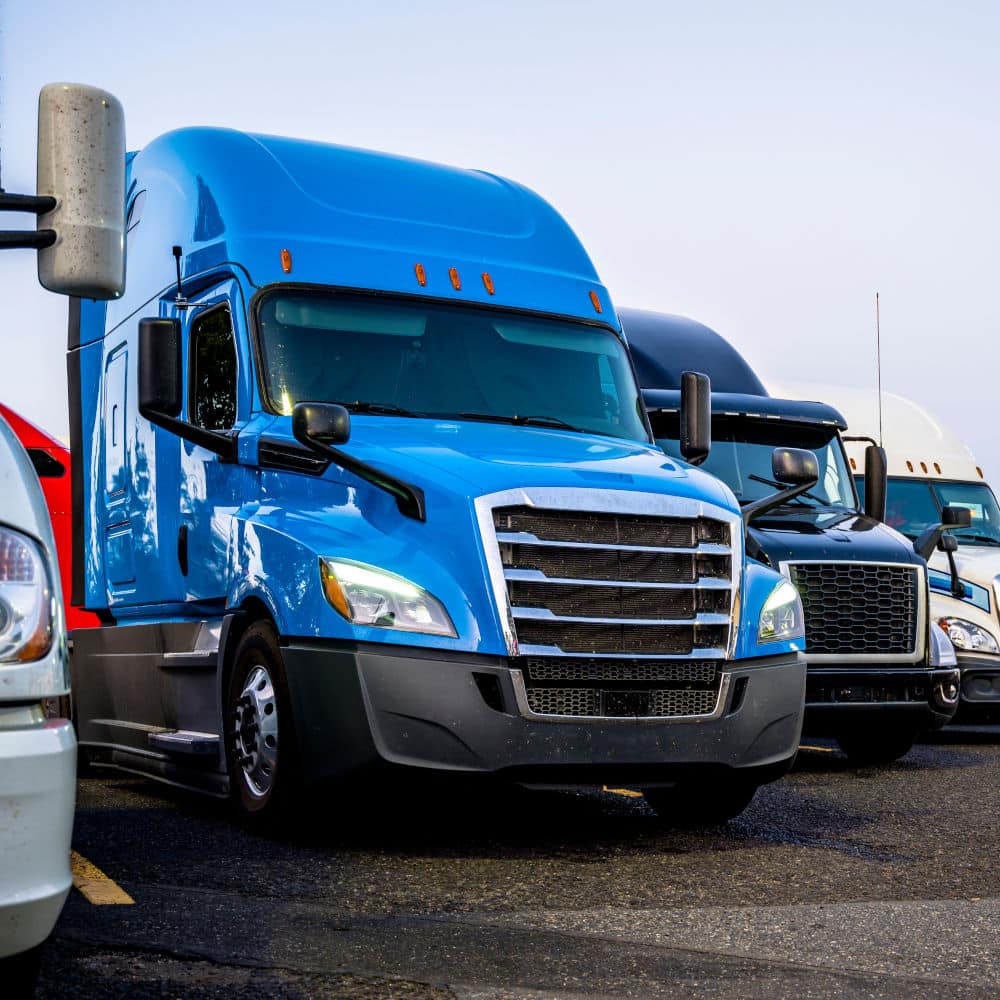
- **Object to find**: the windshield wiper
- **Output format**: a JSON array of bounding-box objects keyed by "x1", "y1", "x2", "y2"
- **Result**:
[
  {"x1": 333, "y1": 401, "x2": 425, "y2": 418},
  {"x1": 455, "y1": 412, "x2": 583, "y2": 432},
  {"x1": 747, "y1": 473, "x2": 834, "y2": 508},
  {"x1": 954, "y1": 531, "x2": 1000, "y2": 546}
]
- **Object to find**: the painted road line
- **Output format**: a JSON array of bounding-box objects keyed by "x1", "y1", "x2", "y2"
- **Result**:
[
  {"x1": 70, "y1": 850, "x2": 134, "y2": 905},
  {"x1": 799, "y1": 744, "x2": 836, "y2": 753},
  {"x1": 602, "y1": 786, "x2": 644, "y2": 798}
]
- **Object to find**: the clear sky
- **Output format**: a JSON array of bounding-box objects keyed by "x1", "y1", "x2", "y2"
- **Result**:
[{"x1": 0, "y1": 1, "x2": 997, "y2": 476}]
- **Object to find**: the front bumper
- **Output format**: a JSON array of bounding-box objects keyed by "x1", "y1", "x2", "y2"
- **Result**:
[
  {"x1": 281, "y1": 640, "x2": 806, "y2": 789},
  {"x1": 803, "y1": 664, "x2": 960, "y2": 734},
  {"x1": 955, "y1": 652, "x2": 1000, "y2": 716},
  {"x1": 0, "y1": 714, "x2": 75, "y2": 959}
]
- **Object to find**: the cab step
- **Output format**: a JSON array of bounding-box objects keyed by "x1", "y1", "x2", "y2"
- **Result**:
[{"x1": 147, "y1": 730, "x2": 220, "y2": 756}]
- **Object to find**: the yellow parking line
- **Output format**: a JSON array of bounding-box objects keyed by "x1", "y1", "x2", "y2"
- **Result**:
[
  {"x1": 70, "y1": 850, "x2": 134, "y2": 905},
  {"x1": 602, "y1": 786, "x2": 644, "y2": 797},
  {"x1": 799, "y1": 744, "x2": 835, "y2": 753}
]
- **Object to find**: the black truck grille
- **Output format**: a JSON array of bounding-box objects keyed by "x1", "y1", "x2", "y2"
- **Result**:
[
  {"x1": 491, "y1": 505, "x2": 733, "y2": 718},
  {"x1": 787, "y1": 562, "x2": 921, "y2": 656}
]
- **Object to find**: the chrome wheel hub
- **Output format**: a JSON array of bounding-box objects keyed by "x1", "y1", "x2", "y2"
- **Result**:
[{"x1": 232, "y1": 664, "x2": 278, "y2": 798}]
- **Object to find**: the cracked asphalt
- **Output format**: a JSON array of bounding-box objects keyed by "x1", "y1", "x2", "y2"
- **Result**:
[{"x1": 36, "y1": 725, "x2": 1000, "y2": 998}]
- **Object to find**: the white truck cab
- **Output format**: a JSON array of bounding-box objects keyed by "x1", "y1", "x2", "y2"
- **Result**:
[
  {"x1": 0, "y1": 413, "x2": 75, "y2": 994},
  {"x1": 772, "y1": 381, "x2": 1000, "y2": 720}
]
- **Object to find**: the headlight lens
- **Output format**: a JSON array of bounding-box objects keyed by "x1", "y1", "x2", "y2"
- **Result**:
[
  {"x1": 938, "y1": 618, "x2": 999, "y2": 655},
  {"x1": 320, "y1": 558, "x2": 456, "y2": 637},
  {"x1": 0, "y1": 527, "x2": 54, "y2": 664},
  {"x1": 758, "y1": 578, "x2": 804, "y2": 643}
]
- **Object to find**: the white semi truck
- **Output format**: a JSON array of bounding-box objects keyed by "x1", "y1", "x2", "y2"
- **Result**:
[{"x1": 772, "y1": 382, "x2": 1000, "y2": 720}]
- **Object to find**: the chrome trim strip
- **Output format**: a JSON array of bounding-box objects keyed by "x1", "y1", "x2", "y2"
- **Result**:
[
  {"x1": 502, "y1": 569, "x2": 731, "y2": 589},
  {"x1": 495, "y1": 532, "x2": 730, "y2": 555},
  {"x1": 475, "y1": 486, "x2": 743, "y2": 660},
  {"x1": 516, "y1": 645, "x2": 727, "y2": 660},
  {"x1": 511, "y1": 608, "x2": 730, "y2": 626},
  {"x1": 510, "y1": 668, "x2": 732, "y2": 724},
  {"x1": 780, "y1": 560, "x2": 927, "y2": 664}
]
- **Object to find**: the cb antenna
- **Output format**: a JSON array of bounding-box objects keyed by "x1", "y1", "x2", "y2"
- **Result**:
[{"x1": 874, "y1": 291, "x2": 884, "y2": 447}]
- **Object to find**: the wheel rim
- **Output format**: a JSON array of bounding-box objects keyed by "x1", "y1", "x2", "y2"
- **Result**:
[{"x1": 232, "y1": 664, "x2": 279, "y2": 798}]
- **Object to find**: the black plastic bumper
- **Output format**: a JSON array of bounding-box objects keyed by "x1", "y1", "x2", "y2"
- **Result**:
[
  {"x1": 955, "y1": 653, "x2": 1000, "y2": 719},
  {"x1": 280, "y1": 639, "x2": 806, "y2": 790},
  {"x1": 803, "y1": 664, "x2": 960, "y2": 734}
]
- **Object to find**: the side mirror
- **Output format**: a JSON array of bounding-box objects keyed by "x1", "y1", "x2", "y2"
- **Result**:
[
  {"x1": 138, "y1": 318, "x2": 182, "y2": 417},
  {"x1": 137, "y1": 316, "x2": 236, "y2": 460},
  {"x1": 36, "y1": 84, "x2": 126, "y2": 299},
  {"x1": 863, "y1": 444, "x2": 887, "y2": 521},
  {"x1": 942, "y1": 505, "x2": 972, "y2": 529},
  {"x1": 679, "y1": 371, "x2": 711, "y2": 466},
  {"x1": 772, "y1": 447, "x2": 819, "y2": 487},
  {"x1": 292, "y1": 402, "x2": 351, "y2": 447}
]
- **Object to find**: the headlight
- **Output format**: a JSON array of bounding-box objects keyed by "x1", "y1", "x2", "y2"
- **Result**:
[
  {"x1": 320, "y1": 558, "x2": 456, "y2": 637},
  {"x1": 758, "y1": 578, "x2": 804, "y2": 643},
  {"x1": 938, "y1": 618, "x2": 999, "y2": 655},
  {"x1": 0, "y1": 527, "x2": 54, "y2": 664}
]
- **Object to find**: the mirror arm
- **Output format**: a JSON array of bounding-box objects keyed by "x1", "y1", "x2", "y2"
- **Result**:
[
  {"x1": 296, "y1": 437, "x2": 426, "y2": 522},
  {"x1": 742, "y1": 479, "x2": 818, "y2": 526},
  {"x1": 139, "y1": 404, "x2": 238, "y2": 462},
  {"x1": 913, "y1": 524, "x2": 944, "y2": 562},
  {"x1": 944, "y1": 546, "x2": 965, "y2": 600}
]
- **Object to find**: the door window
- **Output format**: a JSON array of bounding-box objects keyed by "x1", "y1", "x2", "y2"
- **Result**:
[{"x1": 190, "y1": 307, "x2": 238, "y2": 431}]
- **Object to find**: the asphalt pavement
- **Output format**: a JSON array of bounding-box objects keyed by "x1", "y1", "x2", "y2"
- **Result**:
[{"x1": 36, "y1": 726, "x2": 1000, "y2": 998}]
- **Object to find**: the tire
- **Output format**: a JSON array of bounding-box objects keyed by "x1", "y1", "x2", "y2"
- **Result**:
[
  {"x1": 643, "y1": 780, "x2": 758, "y2": 826},
  {"x1": 0, "y1": 945, "x2": 41, "y2": 998},
  {"x1": 225, "y1": 621, "x2": 301, "y2": 820},
  {"x1": 836, "y1": 728, "x2": 916, "y2": 765}
]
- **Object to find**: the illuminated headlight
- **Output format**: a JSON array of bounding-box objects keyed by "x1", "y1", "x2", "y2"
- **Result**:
[
  {"x1": 320, "y1": 558, "x2": 456, "y2": 637},
  {"x1": 938, "y1": 618, "x2": 999, "y2": 655},
  {"x1": 758, "y1": 579, "x2": 804, "y2": 643},
  {"x1": 0, "y1": 527, "x2": 54, "y2": 664}
]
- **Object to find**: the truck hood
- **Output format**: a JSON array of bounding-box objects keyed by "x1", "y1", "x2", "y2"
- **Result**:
[
  {"x1": 265, "y1": 415, "x2": 739, "y2": 513},
  {"x1": 929, "y1": 543, "x2": 1000, "y2": 587},
  {"x1": 745, "y1": 508, "x2": 922, "y2": 568}
]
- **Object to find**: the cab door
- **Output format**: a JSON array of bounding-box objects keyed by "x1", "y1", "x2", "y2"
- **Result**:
[
  {"x1": 102, "y1": 343, "x2": 136, "y2": 594},
  {"x1": 179, "y1": 279, "x2": 254, "y2": 605}
]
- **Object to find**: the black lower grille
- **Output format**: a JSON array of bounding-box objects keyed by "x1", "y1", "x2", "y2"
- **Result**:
[
  {"x1": 524, "y1": 657, "x2": 718, "y2": 684},
  {"x1": 524, "y1": 686, "x2": 719, "y2": 718},
  {"x1": 788, "y1": 562, "x2": 919, "y2": 656}
]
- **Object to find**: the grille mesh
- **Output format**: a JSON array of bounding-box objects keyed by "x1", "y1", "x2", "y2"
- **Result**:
[
  {"x1": 788, "y1": 562, "x2": 920, "y2": 655},
  {"x1": 501, "y1": 544, "x2": 730, "y2": 583},
  {"x1": 524, "y1": 657, "x2": 718, "y2": 683},
  {"x1": 510, "y1": 581, "x2": 700, "y2": 620},
  {"x1": 524, "y1": 686, "x2": 719, "y2": 718}
]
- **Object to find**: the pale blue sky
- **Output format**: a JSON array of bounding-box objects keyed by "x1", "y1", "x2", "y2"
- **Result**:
[{"x1": 1, "y1": 1, "x2": 997, "y2": 475}]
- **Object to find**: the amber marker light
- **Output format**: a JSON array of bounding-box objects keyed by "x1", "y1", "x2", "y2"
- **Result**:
[
  {"x1": 280, "y1": 249, "x2": 292, "y2": 274},
  {"x1": 978, "y1": 466, "x2": 985, "y2": 479},
  {"x1": 934, "y1": 462, "x2": 941, "y2": 474},
  {"x1": 906, "y1": 460, "x2": 914, "y2": 472},
  {"x1": 849, "y1": 457, "x2": 856, "y2": 470},
  {"x1": 414, "y1": 262, "x2": 427, "y2": 287},
  {"x1": 589, "y1": 290, "x2": 603, "y2": 313},
  {"x1": 920, "y1": 461, "x2": 928, "y2": 473},
  {"x1": 319, "y1": 559, "x2": 351, "y2": 620},
  {"x1": 449, "y1": 267, "x2": 462, "y2": 291},
  {"x1": 482, "y1": 272, "x2": 495, "y2": 295}
]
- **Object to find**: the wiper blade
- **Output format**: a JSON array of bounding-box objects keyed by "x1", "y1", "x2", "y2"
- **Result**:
[
  {"x1": 747, "y1": 473, "x2": 831, "y2": 507},
  {"x1": 454, "y1": 412, "x2": 583, "y2": 432},
  {"x1": 334, "y1": 401, "x2": 424, "y2": 418},
  {"x1": 954, "y1": 532, "x2": 1000, "y2": 546}
]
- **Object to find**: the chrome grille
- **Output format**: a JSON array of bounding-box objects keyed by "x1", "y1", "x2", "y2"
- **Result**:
[
  {"x1": 787, "y1": 562, "x2": 921, "y2": 657},
  {"x1": 487, "y1": 503, "x2": 736, "y2": 720}
]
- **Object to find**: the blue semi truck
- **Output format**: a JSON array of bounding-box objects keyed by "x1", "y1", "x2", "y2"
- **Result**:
[{"x1": 9, "y1": 87, "x2": 811, "y2": 823}]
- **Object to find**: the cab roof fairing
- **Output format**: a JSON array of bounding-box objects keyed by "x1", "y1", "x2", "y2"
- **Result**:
[
  {"x1": 642, "y1": 389, "x2": 848, "y2": 430},
  {"x1": 107, "y1": 128, "x2": 614, "y2": 337}
]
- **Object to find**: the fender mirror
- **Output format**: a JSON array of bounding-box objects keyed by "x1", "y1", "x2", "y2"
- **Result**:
[
  {"x1": 679, "y1": 371, "x2": 711, "y2": 465},
  {"x1": 942, "y1": 505, "x2": 972, "y2": 529},
  {"x1": 743, "y1": 448, "x2": 819, "y2": 525},
  {"x1": 292, "y1": 402, "x2": 351, "y2": 447}
]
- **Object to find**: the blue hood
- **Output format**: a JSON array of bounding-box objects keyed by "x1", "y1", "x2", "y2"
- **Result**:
[{"x1": 266, "y1": 415, "x2": 738, "y2": 512}]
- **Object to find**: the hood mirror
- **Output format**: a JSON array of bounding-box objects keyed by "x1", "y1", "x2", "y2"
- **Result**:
[{"x1": 742, "y1": 447, "x2": 820, "y2": 526}]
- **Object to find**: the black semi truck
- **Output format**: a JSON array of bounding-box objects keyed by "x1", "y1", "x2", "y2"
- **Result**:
[{"x1": 622, "y1": 308, "x2": 961, "y2": 763}]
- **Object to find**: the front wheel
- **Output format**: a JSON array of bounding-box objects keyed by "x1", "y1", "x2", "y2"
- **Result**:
[
  {"x1": 642, "y1": 780, "x2": 758, "y2": 826},
  {"x1": 836, "y1": 728, "x2": 916, "y2": 765},
  {"x1": 225, "y1": 622, "x2": 300, "y2": 820}
]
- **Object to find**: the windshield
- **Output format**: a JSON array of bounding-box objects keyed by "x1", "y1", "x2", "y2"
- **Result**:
[
  {"x1": 863, "y1": 476, "x2": 1000, "y2": 546},
  {"x1": 255, "y1": 291, "x2": 649, "y2": 442},
  {"x1": 650, "y1": 415, "x2": 858, "y2": 510}
]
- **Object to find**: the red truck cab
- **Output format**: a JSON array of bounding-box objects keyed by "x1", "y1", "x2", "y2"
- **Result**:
[{"x1": 0, "y1": 403, "x2": 99, "y2": 630}]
